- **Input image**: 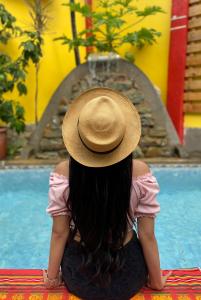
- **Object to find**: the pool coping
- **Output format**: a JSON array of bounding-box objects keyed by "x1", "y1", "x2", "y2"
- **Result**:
[{"x1": 1, "y1": 158, "x2": 201, "y2": 169}]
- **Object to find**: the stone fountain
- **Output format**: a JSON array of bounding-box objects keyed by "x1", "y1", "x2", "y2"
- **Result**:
[{"x1": 21, "y1": 56, "x2": 179, "y2": 160}]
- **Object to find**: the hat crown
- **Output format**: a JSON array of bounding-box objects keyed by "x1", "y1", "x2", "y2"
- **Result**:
[
  {"x1": 62, "y1": 87, "x2": 141, "y2": 167},
  {"x1": 78, "y1": 96, "x2": 126, "y2": 153}
]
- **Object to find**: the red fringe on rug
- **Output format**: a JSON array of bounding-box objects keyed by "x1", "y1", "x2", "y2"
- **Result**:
[{"x1": 0, "y1": 268, "x2": 200, "y2": 300}]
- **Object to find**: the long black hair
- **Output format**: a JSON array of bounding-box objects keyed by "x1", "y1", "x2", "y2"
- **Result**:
[{"x1": 67, "y1": 153, "x2": 133, "y2": 286}]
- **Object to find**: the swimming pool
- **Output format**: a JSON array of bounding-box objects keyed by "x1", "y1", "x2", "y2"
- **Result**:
[{"x1": 0, "y1": 166, "x2": 200, "y2": 269}]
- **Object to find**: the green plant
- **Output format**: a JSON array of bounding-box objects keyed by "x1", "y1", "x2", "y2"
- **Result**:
[
  {"x1": 55, "y1": 0, "x2": 164, "y2": 62},
  {"x1": 0, "y1": 2, "x2": 49, "y2": 132},
  {"x1": 0, "y1": 4, "x2": 26, "y2": 133},
  {"x1": 7, "y1": 140, "x2": 23, "y2": 158},
  {"x1": 21, "y1": 0, "x2": 52, "y2": 125},
  {"x1": 69, "y1": 0, "x2": 81, "y2": 66}
]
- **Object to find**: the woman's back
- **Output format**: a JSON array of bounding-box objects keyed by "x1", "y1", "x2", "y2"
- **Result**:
[
  {"x1": 44, "y1": 88, "x2": 170, "y2": 299},
  {"x1": 49, "y1": 157, "x2": 158, "y2": 246},
  {"x1": 48, "y1": 158, "x2": 158, "y2": 298}
]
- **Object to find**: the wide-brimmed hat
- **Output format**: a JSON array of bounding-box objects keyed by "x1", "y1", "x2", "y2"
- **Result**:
[{"x1": 62, "y1": 87, "x2": 141, "y2": 167}]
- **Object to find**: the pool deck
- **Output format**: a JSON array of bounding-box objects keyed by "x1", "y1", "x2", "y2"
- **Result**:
[{"x1": 1, "y1": 157, "x2": 201, "y2": 168}]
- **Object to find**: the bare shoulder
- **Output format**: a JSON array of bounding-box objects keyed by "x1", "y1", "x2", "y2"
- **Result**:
[
  {"x1": 132, "y1": 159, "x2": 150, "y2": 178},
  {"x1": 54, "y1": 160, "x2": 69, "y2": 178}
]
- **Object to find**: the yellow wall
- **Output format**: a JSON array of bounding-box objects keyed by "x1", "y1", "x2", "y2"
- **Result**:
[
  {"x1": 1, "y1": 0, "x2": 172, "y2": 125},
  {"x1": 184, "y1": 115, "x2": 201, "y2": 128},
  {"x1": 1, "y1": 0, "x2": 86, "y2": 124},
  {"x1": 115, "y1": 0, "x2": 172, "y2": 106}
]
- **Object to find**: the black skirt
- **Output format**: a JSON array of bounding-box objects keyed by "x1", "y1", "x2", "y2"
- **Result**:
[{"x1": 61, "y1": 231, "x2": 148, "y2": 300}]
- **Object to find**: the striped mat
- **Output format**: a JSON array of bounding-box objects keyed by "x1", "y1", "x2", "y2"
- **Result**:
[{"x1": 0, "y1": 268, "x2": 200, "y2": 300}]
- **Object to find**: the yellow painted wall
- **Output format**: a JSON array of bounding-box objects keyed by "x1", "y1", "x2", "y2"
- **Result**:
[
  {"x1": 1, "y1": 0, "x2": 86, "y2": 124},
  {"x1": 185, "y1": 115, "x2": 201, "y2": 128},
  {"x1": 2, "y1": 0, "x2": 172, "y2": 125},
  {"x1": 113, "y1": 0, "x2": 172, "y2": 106}
]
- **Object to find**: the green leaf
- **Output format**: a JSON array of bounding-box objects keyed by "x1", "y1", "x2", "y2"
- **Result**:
[
  {"x1": 17, "y1": 82, "x2": 27, "y2": 95},
  {"x1": 0, "y1": 5, "x2": 27, "y2": 134},
  {"x1": 0, "y1": 74, "x2": 5, "y2": 81},
  {"x1": 57, "y1": 0, "x2": 163, "y2": 57},
  {"x1": 4, "y1": 81, "x2": 14, "y2": 93},
  {"x1": 63, "y1": 2, "x2": 92, "y2": 17},
  {"x1": 0, "y1": 99, "x2": 25, "y2": 133},
  {"x1": 0, "y1": 4, "x2": 16, "y2": 26},
  {"x1": 21, "y1": 41, "x2": 35, "y2": 52},
  {"x1": 10, "y1": 118, "x2": 25, "y2": 134},
  {"x1": 98, "y1": 0, "x2": 133, "y2": 9},
  {"x1": 122, "y1": 28, "x2": 161, "y2": 48},
  {"x1": 15, "y1": 102, "x2": 25, "y2": 119},
  {"x1": 7, "y1": 142, "x2": 22, "y2": 158},
  {"x1": 0, "y1": 4, "x2": 20, "y2": 44},
  {"x1": 0, "y1": 54, "x2": 10, "y2": 65},
  {"x1": 53, "y1": 35, "x2": 67, "y2": 42},
  {"x1": 0, "y1": 100, "x2": 13, "y2": 121},
  {"x1": 20, "y1": 39, "x2": 42, "y2": 64},
  {"x1": 124, "y1": 51, "x2": 135, "y2": 63},
  {"x1": 136, "y1": 6, "x2": 165, "y2": 17},
  {"x1": 14, "y1": 69, "x2": 26, "y2": 81}
]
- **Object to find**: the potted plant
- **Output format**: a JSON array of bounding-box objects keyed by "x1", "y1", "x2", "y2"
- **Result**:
[
  {"x1": 0, "y1": 2, "x2": 53, "y2": 159},
  {"x1": 0, "y1": 100, "x2": 25, "y2": 159},
  {"x1": 0, "y1": 4, "x2": 27, "y2": 159},
  {"x1": 55, "y1": 0, "x2": 164, "y2": 63}
]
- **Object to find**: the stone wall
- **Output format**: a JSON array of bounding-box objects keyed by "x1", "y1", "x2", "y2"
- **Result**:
[{"x1": 29, "y1": 71, "x2": 173, "y2": 160}]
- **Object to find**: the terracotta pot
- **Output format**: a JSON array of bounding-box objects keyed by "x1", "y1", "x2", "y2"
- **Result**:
[{"x1": 0, "y1": 127, "x2": 7, "y2": 160}]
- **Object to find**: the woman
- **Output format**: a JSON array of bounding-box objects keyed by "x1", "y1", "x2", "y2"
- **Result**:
[{"x1": 44, "y1": 88, "x2": 171, "y2": 300}]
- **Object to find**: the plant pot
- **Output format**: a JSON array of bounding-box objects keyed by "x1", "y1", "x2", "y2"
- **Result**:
[{"x1": 0, "y1": 127, "x2": 7, "y2": 160}]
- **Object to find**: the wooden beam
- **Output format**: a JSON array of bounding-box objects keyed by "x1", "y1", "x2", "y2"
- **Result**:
[
  {"x1": 186, "y1": 54, "x2": 201, "y2": 66},
  {"x1": 185, "y1": 79, "x2": 201, "y2": 90},
  {"x1": 185, "y1": 67, "x2": 201, "y2": 77},
  {"x1": 188, "y1": 17, "x2": 201, "y2": 28},
  {"x1": 184, "y1": 102, "x2": 201, "y2": 112},
  {"x1": 184, "y1": 91, "x2": 201, "y2": 100},
  {"x1": 187, "y1": 43, "x2": 201, "y2": 53},
  {"x1": 189, "y1": 0, "x2": 201, "y2": 4},
  {"x1": 188, "y1": 30, "x2": 201, "y2": 42},
  {"x1": 189, "y1": 3, "x2": 201, "y2": 17}
]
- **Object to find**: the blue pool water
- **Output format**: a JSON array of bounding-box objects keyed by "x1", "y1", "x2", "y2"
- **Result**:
[{"x1": 0, "y1": 167, "x2": 201, "y2": 269}]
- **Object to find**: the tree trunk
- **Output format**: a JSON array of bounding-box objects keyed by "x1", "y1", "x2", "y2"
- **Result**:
[
  {"x1": 35, "y1": 62, "x2": 39, "y2": 125},
  {"x1": 70, "y1": 0, "x2": 80, "y2": 66}
]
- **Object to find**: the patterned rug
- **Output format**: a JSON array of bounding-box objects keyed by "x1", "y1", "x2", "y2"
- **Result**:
[{"x1": 0, "y1": 268, "x2": 200, "y2": 300}]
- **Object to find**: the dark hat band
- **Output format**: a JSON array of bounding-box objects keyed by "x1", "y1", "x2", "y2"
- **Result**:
[{"x1": 77, "y1": 121, "x2": 123, "y2": 155}]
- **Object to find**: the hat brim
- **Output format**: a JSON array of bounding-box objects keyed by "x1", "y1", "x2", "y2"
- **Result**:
[{"x1": 62, "y1": 88, "x2": 141, "y2": 167}]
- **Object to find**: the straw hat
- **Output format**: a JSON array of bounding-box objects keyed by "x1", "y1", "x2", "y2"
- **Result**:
[{"x1": 62, "y1": 87, "x2": 141, "y2": 167}]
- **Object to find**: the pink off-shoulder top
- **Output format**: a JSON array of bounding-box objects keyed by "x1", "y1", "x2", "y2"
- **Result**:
[{"x1": 46, "y1": 172, "x2": 160, "y2": 226}]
